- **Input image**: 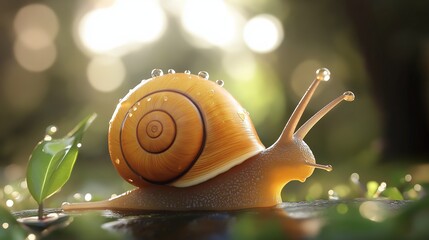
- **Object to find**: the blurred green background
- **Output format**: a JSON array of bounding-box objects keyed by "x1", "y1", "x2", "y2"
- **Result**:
[{"x1": 1, "y1": 0, "x2": 428, "y2": 211}]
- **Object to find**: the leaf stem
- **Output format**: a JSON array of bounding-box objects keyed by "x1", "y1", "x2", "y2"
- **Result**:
[{"x1": 38, "y1": 201, "x2": 44, "y2": 220}]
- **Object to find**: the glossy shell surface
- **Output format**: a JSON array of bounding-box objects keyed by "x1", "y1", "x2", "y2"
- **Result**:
[{"x1": 109, "y1": 73, "x2": 265, "y2": 187}]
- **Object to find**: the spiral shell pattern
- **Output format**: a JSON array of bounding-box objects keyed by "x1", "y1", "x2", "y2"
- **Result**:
[{"x1": 109, "y1": 71, "x2": 265, "y2": 187}]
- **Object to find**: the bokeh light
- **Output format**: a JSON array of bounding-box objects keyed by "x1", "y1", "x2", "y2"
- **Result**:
[
  {"x1": 6, "y1": 199, "x2": 14, "y2": 208},
  {"x1": 13, "y1": 40, "x2": 57, "y2": 72},
  {"x1": 359, "y1": 201, "x2": 387, "y2": 222},
  {"x1": 2, "y1": 222, "x2": 9, "y2": 229},
  {"x1": 290, "y1": 59, "x2": 323, "y2": 100},
  {"x1": 13, "y1": 4, "x2": 59, "y2": 50},
  {"x1": 243, "y1": 14, "x2": 284, "y2": 53},
  {"x1": 78, "y1": 0, "x2": 167, "y2": 55},
  {"x1": 87, "y1": 56, "x2": 126, "y2": 92},
  {"x1": 181, "y1": 0, "x2": 242, "y2": 48},
  {"x1": 13, "y1": 4, "x2": 59, "y2": 72}
]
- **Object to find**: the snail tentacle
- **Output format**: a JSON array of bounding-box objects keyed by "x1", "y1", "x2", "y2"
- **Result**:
[
  {"x1": 295, "y1": 91, "x2": 355, "y2": 139},
  {"x1": 277, "y1": 68, "x2": 330, "y2": 144}
]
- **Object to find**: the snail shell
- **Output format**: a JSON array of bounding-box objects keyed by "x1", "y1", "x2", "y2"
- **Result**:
[{"x1": 108, "y1": 71, "x2": 265, "y2": 187}]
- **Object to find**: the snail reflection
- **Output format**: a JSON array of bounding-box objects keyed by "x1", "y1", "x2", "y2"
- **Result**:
[
  {"x1": 63, "y1": 68, "x2": 354, "y2": 211},
  {"x1": 101, "y1": 207, "x2": 308, "y2": 240}
]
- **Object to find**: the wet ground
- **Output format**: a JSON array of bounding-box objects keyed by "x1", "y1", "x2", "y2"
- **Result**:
[{"x1": 14, "y1": 199, "x2": 412, "y2": 240}]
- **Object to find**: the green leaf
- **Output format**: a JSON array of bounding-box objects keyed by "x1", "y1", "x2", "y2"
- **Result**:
[
  {"x1": 382, "y1": 187, "x2": 404, "y2": 200},
  {"x1": 26, "y1": 113, "x2": 96, "y2": 204}
]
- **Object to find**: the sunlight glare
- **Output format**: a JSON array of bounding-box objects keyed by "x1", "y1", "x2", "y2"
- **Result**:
[
  {"x1": 243, "y1": 14, "x2": 283, "y2": 53},
  {"x1": 181, "y1": 0, "x2": 241, "y2": 48},
  {"x1": 78, "y1": 0, "x2": 167, "y2": 55}
]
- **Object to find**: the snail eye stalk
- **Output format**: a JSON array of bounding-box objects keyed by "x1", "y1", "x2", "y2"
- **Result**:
[
  {"x1": 304, "y1": 162, "x2": 333, "y2": 172},
  {"x1": 277, "y1": 68, "x2": 355, "y2": 144},
  {"x1": 295, "y1": 91, "x2": 355, "y2": 139},
  {"x1": 278, "y1": 68, "x2": 330, "y2": 143}
]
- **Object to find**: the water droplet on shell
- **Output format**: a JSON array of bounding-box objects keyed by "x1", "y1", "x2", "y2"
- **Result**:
[
  {"x1": 215, "y1": 80, "x2": 224, "y2": 87},
  {"x1": 151, "y1": 69, "x2": 164, "y2": 77},
  {"x1": 198, "y1": 71, "x2": 209, "y2": 79}
]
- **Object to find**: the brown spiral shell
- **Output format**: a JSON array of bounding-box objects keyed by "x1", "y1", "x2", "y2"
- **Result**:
[{"x1": 108, "y1": 71, "x2": 265, "y2": 187}]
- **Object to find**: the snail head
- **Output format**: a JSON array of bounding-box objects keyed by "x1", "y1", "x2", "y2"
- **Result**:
[{"x1": 269, "y1": 68, "x2": 354, "y2": 182}]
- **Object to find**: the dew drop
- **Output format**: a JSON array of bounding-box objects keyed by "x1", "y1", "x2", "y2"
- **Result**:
[
  {"x1": 61, "y1": 202, "x2": 71, "y2": 207},
  {"x1": 137, "y1": 102, "x2": 141, "y2": 106},
  {"x1": 147, "y1": 97, "x2": 152, "y2": 102},
  {"x1": 84, "y1": 193, "x2": 92, "y2": 201},
  {"x1": 44, "y1": 135, "x2": 52, "y2": 141},
  {"x1": 328, "y1": 189, "x2": 339, "y2": 200},
  {"x1": 215, "y1": 80, "x2": 224, "y2": 87},
  {"x1": 209, "y1": 89, "x2": 215, "y2": 95},
  {"x1": 27, "y1": 234, "x2": 36, "y2": 240},
  {"x1": 168, "y1": 69, "x2": 176, "y2": 74},
  {"x1": 316, "y1": 68, "x2": 330, "y2": 81},
  {"x1": 133, "y1": 106, "x2": 138, "y2": 111},
  {"x1": 198, "y1": 71, "x2": 209, "y2": 79},
  {"x1": 343, "y1": 91, "x2": 355, "y2": 101},
  {"x1": 163, "y1": 96, "x2": 168, "y2": 102},
  {"x1": 77, "y1": 143, "x2": 82, "y2": 148},
  {"x1": 350, "y1": 173, "x2": 360, "y2": 183},
  {"x1": 115, "y1": 158, "x2": 120, "y2": 164},
  {"x1": 46, "y1": 125, "x2": 57, "y2": 135},
  {"x1": 2, "y1": 222, "x2": 9, "y2": 229},
  {"x1": 414, "y1": 184, "x2": 422, "y2": 192},
  {"x1": 184, "y1": 70, "x2": 191, "y2": 74},
  {"x1": 151, "y1": 69, "x2": 163, "y2": 77},
  {"x1": 6, "y1": 199, "x2": 14, "y2": 207},
  {"x1": 377, "y1": 182, "x2": 387, "y2": 192},
  {"x1": 73, "y1": 193, "x2": 82, "y2": 200},
  {"x1": 128, "y1": 178, "x2": 134, "y2": 183},
  {"x1": 404, "y1": 174, "x2": 412, "y2": 182},
  {"x1": 129, "y1": 113, "x2": 133, "y2": 117},
  {"x1": 118, "y1": 98, "x2": 122, "y2": 102}
]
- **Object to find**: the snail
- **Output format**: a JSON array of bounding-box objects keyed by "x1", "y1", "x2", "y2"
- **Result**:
[{"x1": 62, "y1": 68, "x2": 354, "y2": 211}]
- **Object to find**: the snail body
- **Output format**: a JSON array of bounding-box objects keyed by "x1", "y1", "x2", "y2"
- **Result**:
[{"x1": 63, "y1": 68, "x2": 354, "y2": 211}]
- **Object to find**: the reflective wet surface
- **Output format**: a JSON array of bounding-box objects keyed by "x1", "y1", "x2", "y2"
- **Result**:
[{"x1": 13, "y1": 200, "x2": 411, "y2": 240}]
